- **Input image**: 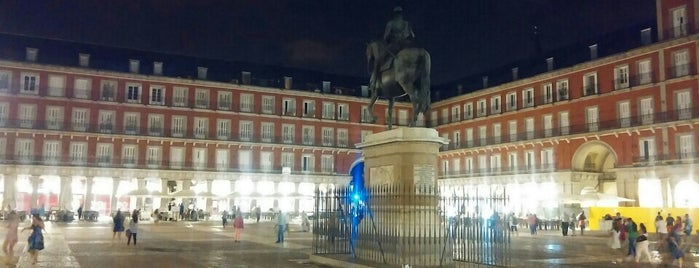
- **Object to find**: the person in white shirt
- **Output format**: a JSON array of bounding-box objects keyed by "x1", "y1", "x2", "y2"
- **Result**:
[
  {"x1": 635, "y1": 223, "x2": 652, "y2": 263},
  {"x1": 655, "y1": 216, "x2": 667, "y2": 241}
]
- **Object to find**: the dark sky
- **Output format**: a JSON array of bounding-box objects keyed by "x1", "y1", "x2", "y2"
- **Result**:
[{"x1": 0, "y1": 1, "x2": 656, "y2": 85}]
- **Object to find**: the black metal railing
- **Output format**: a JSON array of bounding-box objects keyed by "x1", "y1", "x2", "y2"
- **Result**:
[
  {"x1": 441, "y1": 164, "x2": 556, "y2": 177},
  {"x1": 581, "y1": 83, "x2": 599, "y2": 97},
  {"x1": 662, "y1": 23, "x2": 696, "y2": 40},
  {"x1": 629, "y1": 72, "x2": 654, "y2": 87},
  {"x1": 667, "y1": 64, "x2": 695, "y2": 79},
  {"x1": 441, "y1": 106, "x2": 699, "y2": 152}
]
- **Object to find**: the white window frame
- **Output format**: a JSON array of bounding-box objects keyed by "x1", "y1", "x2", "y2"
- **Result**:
[
  {"x1": 98, "y1": 110, "x2": 115, "y2": 133},
  {"x1": 125, "y1": 83, "x2": 141, "y2": 103},
  {"x1": 506, "y1": 92, "x2": 516, "y2": 111},
  {"x1": 171, "y1": 116, "x2": 186, "y2": 137},
  {"x1": 194, "y1": 117, "x2": 209, "y2": 138},
  {"x1": 477, "y1": 99, "x2": 486, "y2": 117},
  {"x1": 673, "y1": 50, "x2": 690, "y2": 77},
  {"x1": 639, "y1": 137, "x2": 656, "y2": 162},
  {"x1": 0, "y1": 70, "x2": 11, "y2": 92},
  {"x1": 583, "y1": 72, "x2": 598, "y2": 96},
  {"x1": 217, "y1": 119, "x2": 231, "y2": 140},
  {"x1": 556, "y1": 79, "x2": 568, "y2": 101},
  {"x1": 463, "y1": 102, "x2": 473, "y2": 119},
  {"x1": 283, "y1": 98, "x2": 296, "y2": 116},
  {"x1": 522, "y1": 87, "x2": 534, "y2": 108},
  {"x1": 71, "y1": 108, "x2": 88, "y2": 131},
  {"x1": 302, "y1": 125, "x2": 315, "y2": 145},
  {"x1": 148, "y1": 114, "x2": 164, "y2": 135},
  {"x1": 282, "y1": 124, "x2": 295, "y2": 144},
  {"x1": 301, "y1": 154, "x2": 315, "y2": 172},
  {"x1": 302, "y1": 100, "x2": 315, "y2": 117},
  {"x1": 15, "y1": 139, "x2": 33, "y2": 161},
  {"x1": 239, "y1": 121, "x2": 253, "y2": 141},
  {"x1": 542, "y1": 83, "x2": 553, "y2": 104},
  {"x1": 614, "y1": 65, "x2": 629, "y2": 90},
  {"x1": 541, "y1": 148, "x2": 554, "y2": 170},
  {"x1": 192, "y1": 148, "x2": 207, "y2": 169},
  {"x1": 100, "y1": 80, "x2": 117, "y2": 101},
  {"x1": 73, "y1": 78, "x2": 91, "y2": 99},
  {"x1": 281, "y1": 152, "x2": 294, "y2": 170},
  {"x1": 618, "y1": 101, "x2": 631, "y2": 127},
  {"x1": 322, "y1": 102, "x2": 335, "y2": 119},
  {"x1": 261, "y1": 122, "x2": 274, "y2": 143},
  {"x1": 260, "y1": 151, "x2": 273, "y2": 171},
  {"x1": 216, "y1": 149, "x2": 230, "y2": 171},
  {"x1": 47, "y1": 75, "x2": 65, "y2": 97},
  {"x1": 262, "y1": 95, "x2": 275, "y2": 114},
  {"x1": 240, "y1": 93, "x2": 253, "y2": 112},
  {"x1": 122, "y1": 145, "x2": 137, "y2": 166},
  {"x1": 322, "y1": 127, "x2": 334, "y2": 146},
  {"x1": 173, "y1": 87, "x2": 188, "y2": 107},
  {"x1": 491, "y1": 96, "x2": 501, "y2": 114},
  {"x1": 43, "y1": 140, "x2": 61, "y2": 163},
  {"x1": 640, "y1": 97, "x2": 654, "y2": 125},
  {"x1": 337, "y1": 103, "x2": 349, "y2": 120},
  {"x1": 238, "y1": 150, "x2": 252, "y2": 171},
  {"x1": 676, "y1": 90, "x2": 692, "y2": 120},
  {"x1": 218, "y1": 91, "x2": 232, "y2": 110},
  {"x1": 124, "y1": 112, "x2": 140, "y2": 134},
  {"x1": 337, "y1": 128, "x2": 348, "y2": 148},
  {"x1": 146, "y1": 146, "x2": 162, "y2": 167},
  {"x1": 0, "y1": 102, "x2": 7, "y2": 127},
  {"x1": 195, "y1": 88, "x2": 209, "y2": 109},
  {"x1": 637, "y1": 59, "x2": 652, "y2": 85},
  {"x1": 18, "y1": 104, "x2": 37, "y2": 128},
  {"x1": 46, "y1": 106, "x2": 64, "y2": 130},
  {"x1": 321, "y1": 155, "x2": 334, "y2": 173},
  {"x1": 20, "y1": 72, "x2": 39, "y2": 94}
]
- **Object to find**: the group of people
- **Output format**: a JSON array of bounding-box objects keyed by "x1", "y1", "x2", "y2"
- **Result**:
[
  {"x1": 606, "y1": 212, "x2": 693, "y2": 266},
  {"x1": 111, "y1": 209, "x2": 140, "y2": 245},
  {"x1": 2, "y1": 211, "x2": 46, "y2": 265}
]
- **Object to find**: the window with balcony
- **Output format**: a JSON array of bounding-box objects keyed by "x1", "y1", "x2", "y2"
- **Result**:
[
  {"x1": 321, "y1": 155, "x2": 334, "y2": 173},
  {"x1": 583, "y1": 73, "x2": 598, "y2": 96},
  {"x1": 639, "y1": 138, "x2": 656, "y2": 161},
  {"x1": 541, "y1": 148, "x2": 554, "y2": 170},
  {"x1": 262, "y1": 96, "x2": 275, "y2": 114},
  {"x1": 216, "y1": 119, "x2": 231, "y2": 140},
  {"x1": 261, "y1": 122, "x2": 274, "y2": 142},
  {"x1": 193, "y1": 117, "x2": 208, "y2": 138},
  {"x1": 98, "y1": 110, "x2": 115, "y2": 133},
  {"x1": 465, "y1": 128, "x2": 473, "y2": 147},
  {"x1": 452, "y1": 158, "x2": 461, "y2": 173},
  {"x1": 477, "y1": 99, "x2": 486, "y2": 117},
  {"x1": 672, "y1": 50, "x2": 690, "y2": 78},
  {"x1": 542, "y1": 83, "x2": 553, "y2": 104},
  {"x1": 464, "y1": 157, "x2": 473, "y2": 173},
  {"x1": 0, "y1": 102, "x2": 7, "y2": 127},
  {"x1": 361, "y1": 105, "x2": 372, "y2": 123},
  {"x1": 302, "y1": 125, "x2": 315, "y2": 145},
  {"x1": 149, "y1": 86, "x2": 164, "y2": 105},
  {"x1": 478, "y1": 155, "x2": 487, "y2": 172},
  {"x1": 215, "y1": 149, "x2": 229, "y2": 171},
  {"x1": 322, "y1": 102, "x2": 335, "y2": 119},
  {"x1": 556, "y1": 79, "x2": 568, "y2": 101},
  {"x1": 71, "y1": 108, "x2": 88, "y2": 131},
  {"x1": 48, "y1": 75, "x2": 65, "y2": 97},
  {"x1": 20, "y1": 73, "x2": 39, "y2": 94},
  {"x1": 490, "y1": 154, "x2": 501, "y2": 172},
  {"x1": 173, "y1": 87, "x2": 188, "y2": 107},
  {"x1": 301, "y1": 154, "x2": 315, "y2": 172},
  {"x1": 240, "y1": 93, "x2": 253, "y2": 112},
  {"x1": 463, "y1": 102, "x2": 473, "y2": 119},
  {"x1": 678, "y1": 134, "x2": 695, "y2": 160},
  {"x1": 337, "y1": 128, "x2": 348, "y2": 148},
  {"x1": 302, "y1": 100, "x2": 315, "y2": 118},
  {"x1": 148, "y1": 114, "x2": 164, "y2": 136},
  {"x1": 45, "y1": 106, "x2": 63, "y2": 130},
  {"x1": 0, "y1": 70, "x2": 10, "y2": 92},
  {"x1": 360, "y1": 130, "x2": 372, "y2": 143},
  {"x1": 259, "y1": 151, "x2": 273, "y2": 171},
  {"x1": 508, "y1": 152, "x2": 517, "y2": 171},
  {"x1": 239, "y1": 121, "x2": 253, "y2": 141},
  {"x1": 452, "y1": 130, "x2": 461, "y2": 148},
  {"x1": 543, "y1": 114, "x2": 552, "y2": 137},
  {"x1": 522, "y1": 88, "x2": 534, "y2": 108},
  {"x1": 192, "y1": 148, "x2": 207, "y2": 169},
  {"x1": 451, "y1": 105, "x2": 461, "y2": 122},
  {"x1": 559, "y1": 111, "x2": 569, "y2": 135},
  {"x1": 96, "y1": 143, "x2": 112, "y2": 165},
  {"x1": 15, "y1": 139, "x2": 33, "y2": 162},
  {"x1": 478, "y1": 126, "x2": 487, "y2": 146},
  {"x1": 637, "y1": 59, "x2": 652, "y2": 85},
  {"x1": 238, "y1": 150, "x2": 252, "y2": 171},
  {"x1": 282, "y1": 124, "x2": 295, "y2": 144},
  {"x1": 169, "y1": 147, "x2": 184, "y2": 169},
  {"x1": 100, "y1": 80, "x2": 116, "y2": 101},
  {"x1": 440, "y1": 108, "x2": 448, "y2": 124},
  {"x1": 508, "y1": 120, "x2": 517, "y2": 142},
  {"x1": 195, "y1": 89, "x2": 209, "y2": 109},
  {"x1": 217, "y1": 92, "x2": 232, "y2": 110},
  {"x1": 322, "y1": 127, "x2": 334, "y2": 146},
  {"x1": 69, "y1": 142, "x2": 86, "y2": 164},
  {"x1": 525, "y1": 117, "x2": 534, "y2": 139},
  {"x1": 281, "y1": 152, "x2": 294, "y2": 170},
  {"x1": 146, "y1": 146, "x2": 161, "y2": 167},
  {"x1": 126, "y1": 84, "x2": 141, "y2": 103},
  {"x1": 18, "y1": 104, "x2": 37, "y2": 128},
  {"x1": 122, "y1": 145, "x2": 137, "y2": 166},
  {"x1": 506, "y1": 93, "x2": 516, "y2": 111},
  {"x1": 491, "y1": 96, "x2": 502, "y2": 114},
  {"x1": 74, "y1": 78, "x2": 90, "y2": 99},
  {"x1": 618, "y1": 101, "x2": 631, "y2": 127},
  {"x1": 171, "y1": 116, "x2": 186, "y2": 137},
  {"x1": 525, "y1": 151, "x2": 535, "y2": 170},
  {"x1": 614, "y1": 65, "x2": 629, "y2": 90},
  {"x1": 585, "y1": 107, "x2": 598, "y2": 131},
  {"x1": 337, "y1": 103, "x2": 349, "y2": 120},
  {"x1": 492, "y1": 123, "x2": 501, "y2": 143},
  {"x1": 43, "y1": 141, "x2": 61, "y2": 163},
  {"x1": 676, "y1": 91, "x2": 692, "y2": 120},
  {"x1": 670, "y1": 6, "x2": 687, "y2": 38},
  {"x1": 640, "y1": 98, "x2": 654, "y2": 125},
  {"x1": 282, "y1": 98, "x2": 296, "y2": 116}
]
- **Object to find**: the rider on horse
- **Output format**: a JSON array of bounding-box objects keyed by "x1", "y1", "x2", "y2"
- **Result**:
[{"x1": 372, "y1": 7, "x2": 416, "y2": 92}]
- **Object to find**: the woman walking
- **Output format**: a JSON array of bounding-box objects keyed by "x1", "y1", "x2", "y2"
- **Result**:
[
  {"x1": 22, "y1": 214, "x2": 45, "y2": 265},
  {"x1": 2, "y1": 211, "x2": 20, "y2": 264},
  {"x1": 127, "y1": 217, "x2": 139, "y2": 246},
  {"x1": 112, "y1": 209, "x2": 125, "y2": 241},
  {"x1": 635, "y1": 223, "x2": 651, "y2": 263},
  {"x1": 233, "y1": 209, "x2": 244, "y2": 242}
]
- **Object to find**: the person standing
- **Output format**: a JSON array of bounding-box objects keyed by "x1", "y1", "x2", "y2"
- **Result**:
[
  {"x1": 22, "y1": 214, "x2": 45, "y2": 265},
  {"x1": 233, "y1": 209, "x2": 244, "y2": 242},
  {"x1": 625, "y1": 218, "x2": 638, "y2": 258},
  {"x1": 666, "y1": 213, "x2": 675, "y2": 232},
  {"x1": 77, "y1": 205, "x2": 83, "y2": 221},
  {"x1": 655, "y1": 213, "x2": 668, "y2": 240},
  {"x1": 112, "y1": 209, "x2": 125, "y2": 241},
  {"x1": 684, "y1": 213, "x2": 693, "y2": 243},
  {"x1": 635, "y1": 223, "x2": 651, "y2": 263},
  {"x1": 127, "y1": 217, "x2": 139, "y2": 246},
  {"x1": 275, "y1": 210, "x2": 287, "y2": 243},
  {"x1": 179, "y1": 203, "x2": 185, "y2": 221},
  {"x1": 255, "y1": 206, "x2": 261, "y2": 223},
  {"x1": 2, "y1": 211, "x2": 20, "y2": 264},
  {"x1": 666, "y1": 225, "x2": 684, "y2": 267},
  {"x1": 609, "y1": 218, "x2": 621, "y2": 250},
  {"x1": 577, "y1": 211, "x2": 587, "y2": 236},
  {"x1": 221, "y1": 210, "x2": 229, "y2": 228},
  {"x1": 301, "y1": 211, "x2": 310, "y2": 232},
  {"x1": 561, "y1": 213, "x2": 569, "y2": 236}
]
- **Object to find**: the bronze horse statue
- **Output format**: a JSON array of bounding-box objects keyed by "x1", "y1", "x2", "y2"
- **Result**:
[{"x1": 365, "y1": 41, "x2": 431, "y2": 129}]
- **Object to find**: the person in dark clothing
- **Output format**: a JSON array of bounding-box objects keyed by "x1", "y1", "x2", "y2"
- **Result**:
[{"x1": 77, "y1": 205, "x2": 83, "y2": 221}]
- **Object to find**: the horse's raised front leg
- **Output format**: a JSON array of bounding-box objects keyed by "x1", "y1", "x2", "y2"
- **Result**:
[{"x1": 367, "y1": 80, "x2": 379, "y2": 124}]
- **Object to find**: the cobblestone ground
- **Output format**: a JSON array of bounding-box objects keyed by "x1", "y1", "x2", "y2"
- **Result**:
[{"x1": 0, "y1": 218, "x2": 695, "y2": 267}]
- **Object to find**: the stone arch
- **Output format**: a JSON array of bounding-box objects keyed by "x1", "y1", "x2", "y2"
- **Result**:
[{"x1": 570, "y1": 140, "x2": 618, "y2": 172}]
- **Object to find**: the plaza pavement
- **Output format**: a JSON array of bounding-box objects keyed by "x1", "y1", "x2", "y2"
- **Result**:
[{"x1": 0, "y1": 218, "x2": 695, "y2": 268}]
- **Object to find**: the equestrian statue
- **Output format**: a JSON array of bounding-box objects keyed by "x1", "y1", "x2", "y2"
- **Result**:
[{"x1": 366, "y1": 6, "x2": 431, "y2": 129}]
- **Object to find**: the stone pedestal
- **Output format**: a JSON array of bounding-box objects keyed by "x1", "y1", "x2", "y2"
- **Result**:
[{"x1": 357, "y1": 128, "x2": 452, "y2": 267}]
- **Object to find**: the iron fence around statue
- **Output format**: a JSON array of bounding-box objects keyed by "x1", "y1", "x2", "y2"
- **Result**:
[{"x1": 313, "y1": 184, "x2": 510, "y2": 267}]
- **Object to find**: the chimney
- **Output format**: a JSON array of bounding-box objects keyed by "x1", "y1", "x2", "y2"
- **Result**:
[
  {"x1": 589, "y1": 44, "x2": 598, "y2": 60},
  {"x1": 153, "y1": 62, "x2": 163, "y2": 75},
  {"x1": 283, "y1": 76, "x2": 292, "y2": 90},
  {"x1": 25, "y1": 47, "x2": 38, "y2": 62},
  {"x1": 197, "y1": 66, "x2": 208, "y2": 80},
  {"x1": 361, "y1": 85, "x2": 369, "y2": 97},
  {"x1": 241, "y1": 71, "x2": 251, "y2": 85},
  {"x1": 129, "y1": 59, "x2": 140, "y2": 74},
  {"x1": 511, "y1": 67, "x2": 519, "y2": 80},
  {"x1": 640, "y1": 28, "x2": 651, "y2": 45},
  {"x1": 546, "y1": 57, "x2": 554, "y2": 71},
  {"x1": 322, "y1": 81, "x2": 331, "y2": 93},
  {"x1": 79, "y1": 53, "x2": 90, "y2": 67},
  {"x1": 457, "y1": 84, "x2": 464, "y2": 95},
  {"x1": 482, "y1": 76, "x2": 489, "y2": 88}
]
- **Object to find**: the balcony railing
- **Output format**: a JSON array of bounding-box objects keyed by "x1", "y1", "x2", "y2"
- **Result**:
[
  {"x1": 441, "y1": 105, "x2": 699, "y2": 151},
  {"x1": 662, "y1": 23, "x2": 696, "y2": 40},
  {"x1": 440, "y1": 163, "x2": 556, "y2": 178},
  {"x1": 667, "y1": 64, "x2": 695, "y2": 79},
  {"x1": 0, "y1": 155, "x2": 342, "y2": 175}
]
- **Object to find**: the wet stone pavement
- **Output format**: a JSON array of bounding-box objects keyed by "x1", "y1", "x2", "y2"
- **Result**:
[{"x1": 0, "y1": 219, "x2": 695, "y2": 268}]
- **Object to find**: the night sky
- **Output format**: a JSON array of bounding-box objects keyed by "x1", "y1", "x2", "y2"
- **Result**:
[{"x1": 0, "y1": 0, "x2": 656, "y2": 85}]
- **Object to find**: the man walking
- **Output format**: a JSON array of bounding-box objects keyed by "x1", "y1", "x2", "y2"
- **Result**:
[{"x1": 275, "y1": 210, "x2": 287, "y2": 243}]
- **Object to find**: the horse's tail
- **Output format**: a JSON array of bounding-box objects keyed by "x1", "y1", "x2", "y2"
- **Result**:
[{"x1": 418, "y1": 50, "x2": 431, "y2": 115}]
